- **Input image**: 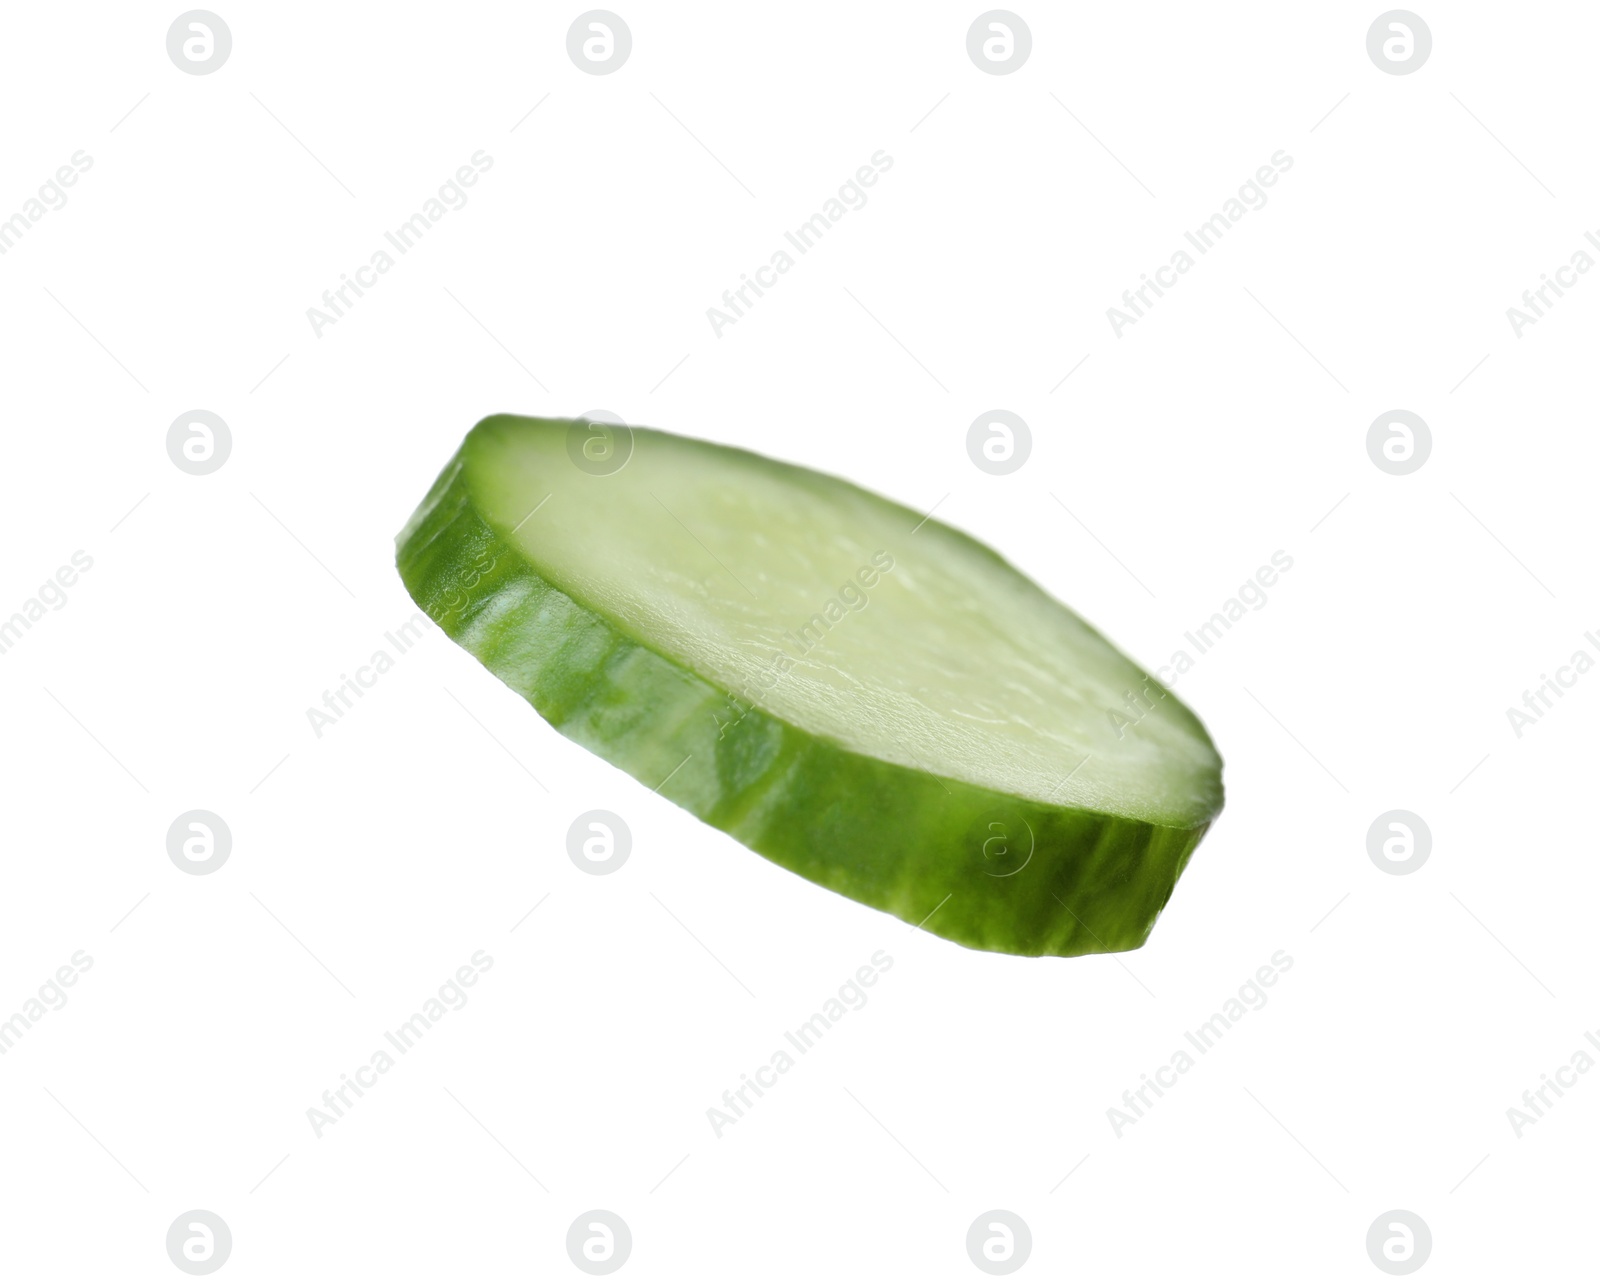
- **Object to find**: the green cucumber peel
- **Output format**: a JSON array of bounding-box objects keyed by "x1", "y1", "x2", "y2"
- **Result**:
[{"x1": 397, "y1": 415, "x2": 1223, "y2": 957}]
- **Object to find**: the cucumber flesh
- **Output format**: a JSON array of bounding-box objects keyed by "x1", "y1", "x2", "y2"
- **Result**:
[{"x1": 398, "y1": 416, "x2": 1223, "y2": 957}]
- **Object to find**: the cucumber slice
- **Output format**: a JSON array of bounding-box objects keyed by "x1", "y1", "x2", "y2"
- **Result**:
[{"x1": 397, "y1": 416, "x2": 1223, "y2": 957}]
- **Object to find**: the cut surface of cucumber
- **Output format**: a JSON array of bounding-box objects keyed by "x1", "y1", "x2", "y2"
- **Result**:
[{"x1": 398, "y1": 415, "x2": 1223, "y2": 957}]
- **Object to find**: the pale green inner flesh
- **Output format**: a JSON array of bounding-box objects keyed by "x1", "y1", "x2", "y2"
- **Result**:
[{"x1": 468, "y1": 419, "x2": 1221, "y2": 828}]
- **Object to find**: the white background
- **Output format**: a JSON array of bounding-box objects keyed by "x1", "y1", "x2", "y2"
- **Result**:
[{"x1": 1, "y1": 1, "x2": 1595, "y2": 1280}]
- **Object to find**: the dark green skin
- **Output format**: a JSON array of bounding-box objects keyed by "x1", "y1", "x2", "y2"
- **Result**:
[{"x1": 397, "y1": 420, "x2": 1219, "y2": 958}]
